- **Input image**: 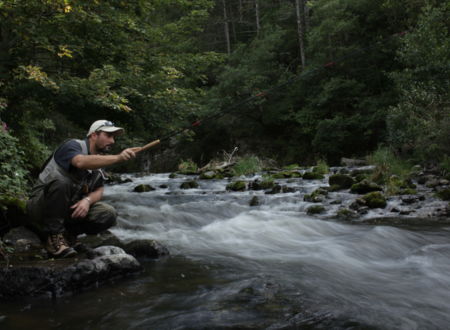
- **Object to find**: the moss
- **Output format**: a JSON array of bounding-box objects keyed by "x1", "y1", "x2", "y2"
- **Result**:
[
  {"x1": 133, "y1": 184, "x2": 155, "y2": 193},
  {"x1": 336, "y1": 208, "x2": 358, "y2": 220},
  {"x1": 169, "y1": 173, "x2": 177, "y2": 179},
  {"x1": 307, "y1": 205, "x2": 325, "y2": 215},
  {"x1": 178, "y1": 159, "x2": 198, "y2": 174},
  {"x1": 180, "y1": 180, "x2": 199, "y2": 189},
  {"x1": 398, "y1": 188, "x2": 417, "y2": 195},
  {"x1": 226, "y1": 181, "x2": 246, "y2": 191},
  {"x1": 350, "y1": 180, "x2": 382, "y2": 194},
  {"x1": 199, "y1": 171, "x2": 223, "y2": 180},
  {"x1": 436, "y1": 188, "x2": 450, "y2": 201},
  {"x1": 283, "y1": 164, "x2": 301, "y2": 170},
  {"x1": 302, "y1": 172, "x2": 324, "y2": 180},
  {"x1": 304, "y1": 188, "x2": 328, "y2": 202},
  {"x1": 328, "y1": 174, "x2": 355, "y2": 190},
  {"x1": 272, "y1": 171, "x2": 302, "y2": 179},
  {"x1": 362, "y1": 192, "x2": 387, "y2": 209}
]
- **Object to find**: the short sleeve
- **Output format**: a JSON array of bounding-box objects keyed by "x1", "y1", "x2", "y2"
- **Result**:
[{"x1": 54, "y1": 140, "x2": 83, "y2": 171}]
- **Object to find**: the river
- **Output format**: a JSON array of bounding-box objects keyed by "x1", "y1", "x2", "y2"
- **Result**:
[{"x1": 2, "y1": 173, "x2": 450, "y2": 329}]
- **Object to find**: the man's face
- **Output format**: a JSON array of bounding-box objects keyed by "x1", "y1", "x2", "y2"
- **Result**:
[{"x1": 92, "y1": 131, "x2": 115, "y2": 152}]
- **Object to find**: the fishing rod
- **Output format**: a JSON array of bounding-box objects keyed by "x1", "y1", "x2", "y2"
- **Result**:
[{"x1": 130, "y1": 31, "x2": 408, "y2": 153}]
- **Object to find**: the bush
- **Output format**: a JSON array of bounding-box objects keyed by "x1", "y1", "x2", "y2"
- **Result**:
[
  {"x1": 367, "y1": 147, "x2": 412, "y2": 186},
  {"x1": 232, "y1": 156, "x2": 262, "y2": 176},
  {"x1": 178, "y1": 159, "x2": 198, "y2": 174},
  {"x1": 0, "y1": 130, "x2": 29, "y2": 202}
]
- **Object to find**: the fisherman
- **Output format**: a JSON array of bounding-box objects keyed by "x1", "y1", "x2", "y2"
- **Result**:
[{"x1": 27, "y1": 120, "x2": 136, "y2": 258}]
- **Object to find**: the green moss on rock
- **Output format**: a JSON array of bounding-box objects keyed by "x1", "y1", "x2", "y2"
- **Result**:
[
  {"x1": 302, "y1": 172, "x2": 324, "y2": 180},
  {"x1": 226, "y1": 181, "x2": 246, "y2": 191},
  {"x1": 307, "y1": 205, "x2": 326, "y2": 215},
  {"x1": 180, "y1": 180, "x2": 199, "y2": 189},
  {"x1": 362, "y1": 192, "x2": 387, "y2": 209},
  {"x1": 436, "y1": 188, "x2": 450, "y2": 201},
  {"x1": 350, "y1": 180, "x2": 382, "y2": 194},
  {"x1": 328, "y1": 174, "x2": 355, "y2": 190},
  {"x1": 133, "y1": 184, "x2": 155, "y2": 193}
]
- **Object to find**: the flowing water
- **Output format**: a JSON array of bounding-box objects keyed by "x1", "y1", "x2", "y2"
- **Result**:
[{"x1": 2, "y1": 173, "x2": 450, "y2": 329}]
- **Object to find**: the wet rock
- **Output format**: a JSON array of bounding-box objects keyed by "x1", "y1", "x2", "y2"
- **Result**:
[
  {"x1": 249, "y1": 179, "x2": 275, "y2": 190},
  {"x1": 349, "y1": 198, "x2": 366, "y2": 210},
  {"x1": 199, "y1": 171, "x2": 223, "y2": 180},
  {"x1": 362, "y1": 192, "x2": 387, "y2": 209},
  {"x1": 304, "y1": 188, "x2": 328, "y2": 203},
  {"x1": 350, "y1": 180, "x2": 382, "y2": 194},
  {"x1": 133, "y1": 184, "x2": 155, "y2": 192},
  {"x1": 307, "y1": 205, "x2": 325, "y2": 215},
  {"x1": 106, "y1": 174, "x2": 132, "y2": 184},
  {"x1": 336, "y1": 208, "x2": 358, "y2": 220},
  {"x1": 226, "y1": 181, "x2": 246, "y2": 191},
  {"x1": 0, "y1": 246, "x2": 141, "y2": 299},
  {"x1": 249, "y1": 196, "x2": 260, "y2": 206},
  {"x1": 350, "y1": 166, "x2": 375, "y2": 176},
  {"x1": 426, "y1": 178, "x2": 440, "y2": 188},
  {"x1": 180, "y1": 180, "x2": 199, "y2": 189},
  {"x1": 328, "y1": 174, "x2": 355, "y2": 190},
  {"x1": 401, "y1": 195, "x2": 420, "y2": 204},
  {"x1": 3, "y1": 226, "x2": 41, "y2": 251},
  {"x1": 169, "y1": 173, "x2": 177, "y2": 179},
  {"x1": 266, "y1": 184, "x2": 282, "y2": 194},
  {"x1": 302, "y1": 172, "x2": 324, "y2": 180},
  {"x1": 272, "y1": 171, "x2": 302, "y2": 179},
  {"x1": 281, "y1": 186, "x2": 296, "y2": 193},
  {"x1": 123, "y1": 239, "x2": 169, "y2": 259},
  {"x1": 440, "y1": 179, "x2": 450, "y2": 186},
  {"x1": 80, "y1": 230, "x2": 122, "y2": 248},
  {"x1": 159, "y1": 184, "x2": 168, "y2": 189}
]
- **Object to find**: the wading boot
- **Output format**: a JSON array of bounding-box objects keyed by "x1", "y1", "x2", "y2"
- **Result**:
[
  {"x1": 65, "y1": 232, "x2": 87, "y2": 253},
  {"x1": 45, "y1": 233, "x2": 77, "y2": 258}
]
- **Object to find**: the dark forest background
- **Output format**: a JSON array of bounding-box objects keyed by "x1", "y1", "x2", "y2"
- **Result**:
[{"x1": 1, "y1": 0, "x2": 449, "y2": 201}]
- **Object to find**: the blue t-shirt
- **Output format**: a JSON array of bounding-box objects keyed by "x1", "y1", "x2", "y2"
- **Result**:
[{"x1": 54, "y1": 140, "x2": 84, "y2": 171}]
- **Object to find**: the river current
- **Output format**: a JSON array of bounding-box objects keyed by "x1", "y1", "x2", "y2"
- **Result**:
[{"x1": 2, "y1": 173, "x2": 450, "y2": 329}]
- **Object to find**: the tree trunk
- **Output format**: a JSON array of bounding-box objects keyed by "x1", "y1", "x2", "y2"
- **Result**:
[
  {"x1": 255, "y1": 0, "x2": 261, "y2": 36},
  {"x1": 222, "y1": 0, "x2": 231, "y2": 54},
  {"x1": 295, "y1": 0, "x2": 306, "y2": 67}
]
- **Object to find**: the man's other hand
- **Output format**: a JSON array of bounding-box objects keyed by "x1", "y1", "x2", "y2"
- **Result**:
[{"x1": 70, "y1": 198, "x2": 91, "y2": 218}]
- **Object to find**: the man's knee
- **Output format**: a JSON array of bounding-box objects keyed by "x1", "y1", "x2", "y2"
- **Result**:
[{"x1": 89, "y1": 202, "x2": 117, "y2": 230}]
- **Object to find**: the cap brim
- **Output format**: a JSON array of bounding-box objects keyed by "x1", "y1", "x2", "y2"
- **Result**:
[{"x1": 99, "y1": 127, "x2": 124, "y2": 135}]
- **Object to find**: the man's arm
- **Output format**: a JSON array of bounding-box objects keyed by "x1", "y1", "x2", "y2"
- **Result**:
[
  {"x1": 71, "y1": 148, "x2": 136, "y2": 170},
  {"x1": 70, "y1": 186, "x2": 104, "y2": 218}
]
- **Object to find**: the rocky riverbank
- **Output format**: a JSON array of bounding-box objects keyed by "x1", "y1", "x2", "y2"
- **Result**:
[{"x1": 0, "y1": 227, "x2": 168, "y2": 299}]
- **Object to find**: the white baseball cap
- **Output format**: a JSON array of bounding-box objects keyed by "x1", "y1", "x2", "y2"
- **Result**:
[{"x1": 87, "y1": 120, "x2": 124, "y2": 137}]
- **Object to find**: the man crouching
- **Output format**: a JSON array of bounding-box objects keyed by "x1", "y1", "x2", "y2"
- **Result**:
[{"x1": 27, "y1": 120, "x2": 136, "y2": 258}]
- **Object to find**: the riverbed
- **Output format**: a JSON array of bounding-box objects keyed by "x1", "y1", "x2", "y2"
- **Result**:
[{"x1": 2, "y1": 173, "x2": 450, "y2": 329}]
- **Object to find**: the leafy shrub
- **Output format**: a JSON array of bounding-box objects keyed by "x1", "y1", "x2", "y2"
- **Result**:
[
  {"x1": 0, "y1": 130, "x2": 29, "y2": 201},
  {"x1": 232, "y1": 156, "x2": 262, "y2": 176},
  {"x1": 367, "y1": 147, "x2": 412, "y2": 186},
  {"x1": 313, "y1": 159, "x2": 329, "y2": 175},
  {"x1": 178, "y1": 159, "x2": 198, "y2": 174}
]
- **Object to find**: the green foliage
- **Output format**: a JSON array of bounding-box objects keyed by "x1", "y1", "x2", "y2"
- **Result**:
[
  {"x1": 0, "y1": 130, "x2": 29, "y2": 200},
  {"x1": 313, "y1": 159, "x2": 329, "y2": 175},
  {"x1": 387, "y1": 3, "x2": 450, "y2": 163},
  {"x1": 367, "y1": 147, "x2": 413, "y2": 186},
  {"x1": 232, "y1": 156, "x2": 262, "y2": 176},
  {"x1": 178, "y1": 159, "x2": 198, "y2": 174}
]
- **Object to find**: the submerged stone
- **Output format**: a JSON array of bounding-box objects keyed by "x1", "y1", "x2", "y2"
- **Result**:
[
  {"x1": 249, "y1": 196, "x2": 260, "y2": 206},
  {"x1": 123, "y1": 239, "x2": 169, "y2": 259}
]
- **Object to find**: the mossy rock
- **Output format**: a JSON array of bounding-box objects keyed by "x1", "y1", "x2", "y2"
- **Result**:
[
  {"x1": 307, "y1": 205, "x2": 325, "y2": 215},
  {"x1": 398, "y1": 188, "x2": 417, "y2": 195},
  {"x1": 302, "y1": 172, "x2": 324, "y2": 180},
  {"x1": 199, "y1": 171, "x2": 223, "y2": 180},
  {"x1": 362, "y1": 192, "x2": 387, "y2": 209},
  {"x1": 353, "y1": 174, "x2": 367, "y2": 183},
  {"x1": 133, "y1": 184, "x2": 155, "y2": 192},
  {"x1": 436, "y1": 188, "x2": 450, "y2": 201},
  {"x1": 266, "y1": 184, "x2": 282, "y2": 194},
  {"x1": 169, "y1": 173, "x2": 177, "y2": 179},
  {"x1": 180, "y1": 180, "x2": 199, "y2": 189},
  {"x1": 226, "y1": 181, "x2": 246, "y2": 191},
  {"x1": 328, "y1": 174, "x2": 355, "y2": 190},
  {"x1": 304, "y1": 188, "x2": 328, "y2": 203},
  {"x1": 272, "y1": 171, "x2": 302, "y2": 179},
  {"x1": 249, "y1": 179, "x2": 275, "y2": 190},
  {"x1": 336, "y1": 208, "x2": 358, "y2": 220},
  {"x1": 350, "y1": 180, "x2": 382, "y2": 194}
]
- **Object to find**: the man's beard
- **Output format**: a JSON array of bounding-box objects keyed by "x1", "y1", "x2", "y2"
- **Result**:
[{"x1": 96, "y1": 144, "x2": 113, "y2": 153}]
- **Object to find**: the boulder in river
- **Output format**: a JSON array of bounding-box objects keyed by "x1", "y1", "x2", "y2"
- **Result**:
[
  {"x1": 307, "y1": 205, "x2": 326, "y2": 215},
  {"x1": 362, "y1": 191, "x2": 387, "y2": 209},
  {"x1": 302, "y1": 172, "x2": 324, "y2": 180},
  {"x1": 180, "y1": 180, "x2": 199, "y2": 189},
  {"x1": 226, "y1": 181, "x2": 246, "y2": 191},
  {"x1": 133, "y1": 184, "x2": 155, "y2": 192},
  {"x1": 350, "y1": 180, "x2": 382, "y2": 194},
  {"x1": 328, "y1": 174, "x2": 355, "y2": 190},
  {"x1": 123, "y1": 239, "x2": 170, "y2": 259}
]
